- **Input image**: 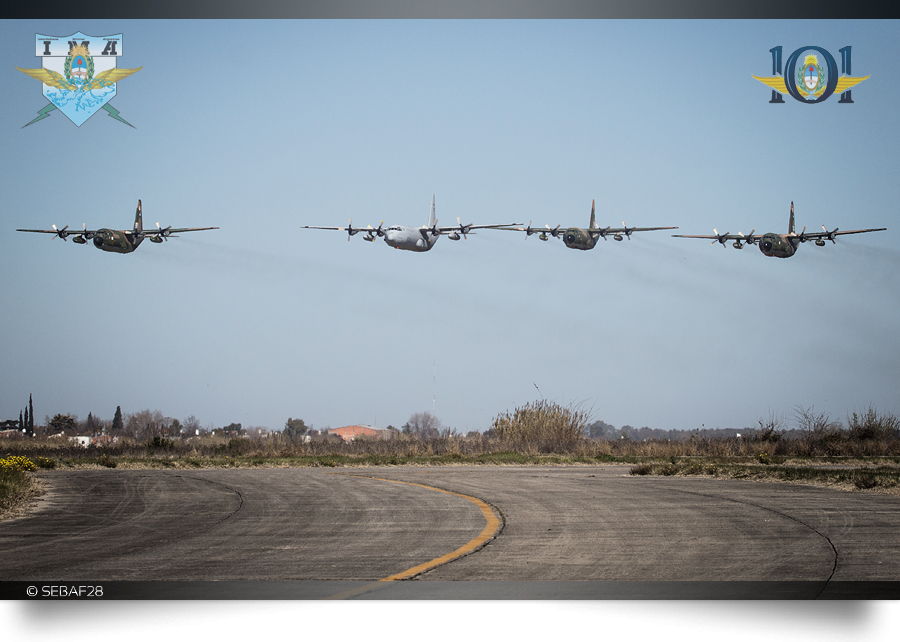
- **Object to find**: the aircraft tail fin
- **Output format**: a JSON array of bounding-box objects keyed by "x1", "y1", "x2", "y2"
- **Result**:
[
  {"x1": 428, "y1": 194, "x2": 436, "y2": 228},
  {"x1": 134, "y1": 199, "x2": 143, "y2": 233},
  {"x1": 589, "y1": 199, "x2": 596, "y2": 229},
  {"x1": 788, "y1": 201, "x2": 794, "y2": 234}
]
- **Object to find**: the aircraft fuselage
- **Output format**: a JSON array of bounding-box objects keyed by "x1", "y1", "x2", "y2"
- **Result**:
[
  {"x1": 92, "y1": 229, "x2": 142, "y2": 254},
  {"x1": 759, "y1": 233, "x2": 798, "y2": 258},
  {"x1": 562, "y1": 227, "x2": 598, "y2": 250},
  {"x1": 383, "y1": 226, "x2": 440, "y2": 252}
]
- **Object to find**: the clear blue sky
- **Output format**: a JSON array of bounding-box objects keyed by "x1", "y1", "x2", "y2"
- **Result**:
[{"x1": 2, "y1": 20, "x2": 898, "y2": 434}]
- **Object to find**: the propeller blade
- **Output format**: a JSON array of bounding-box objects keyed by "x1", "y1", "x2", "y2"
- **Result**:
[{"x1": 456, "y1": 217, "x2": 469, "y2": 239}]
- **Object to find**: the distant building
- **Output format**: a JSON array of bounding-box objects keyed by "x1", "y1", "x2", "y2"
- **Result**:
[
  {"x1": 328, "y1": 425, "x2": 393, "y2": 442},
  {"x1": 92, "y1": 435, "x2": 118, "y2": 447}
]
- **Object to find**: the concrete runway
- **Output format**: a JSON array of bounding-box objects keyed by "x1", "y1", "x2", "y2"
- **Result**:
[{"x1": 2, "y1": 466, "x2": 899, "y2": 598}]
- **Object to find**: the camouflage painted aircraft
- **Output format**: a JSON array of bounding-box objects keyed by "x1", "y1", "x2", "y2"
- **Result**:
[
  {"x1": 498, "y1": 200, "x2": 677, "y2": 250},
  {"x1": 672, "y1": 202, "x2": 886, "y2": 258},
  {"x1": 17, "y1": 200, "x2": 218, "y2": 253},
  {"x1": 301, "y1": 194, "x2": 519, "y2": 252}
]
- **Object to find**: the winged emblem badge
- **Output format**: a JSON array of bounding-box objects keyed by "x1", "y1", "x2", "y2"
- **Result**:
[
  {"x1": 752, "y1": 45, "x2": 869, "y2": 104},
  {"x1": 16, "y1": 32, "x2": 142, "y2": 127}
]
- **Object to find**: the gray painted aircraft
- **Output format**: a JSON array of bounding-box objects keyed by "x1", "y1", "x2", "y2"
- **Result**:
[
  {"x1": 672, "y1": 202, "x2": 887, "y2": 258},
  {"x1": 301, "y1": 195, "x2": 519, "y2": 252},
  {"x1": 498, "y1": 200, "x2": 677, "y2": 250},
  {"x1": 17, "y1": 200, "x2": 218, "y2": 253}
]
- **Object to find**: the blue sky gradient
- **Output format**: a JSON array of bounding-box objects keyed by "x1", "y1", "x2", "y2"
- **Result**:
[{"x1": 2, "y1": 20, "x2": 898, "y2": 434}]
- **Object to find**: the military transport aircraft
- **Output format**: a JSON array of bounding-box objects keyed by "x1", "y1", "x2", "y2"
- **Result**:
[
  {"x1": 672, "y1": 202, "x2": 886, "y2": 258},
  {"x1": 497, "y1": 200, "x2": 677, "y2": 250},
  {"x1": 17, "y1": 200, "x2": 218, "y2": 254},
  {"x1": 301, "y1": 195, "x2": 519, "y2": 252}
]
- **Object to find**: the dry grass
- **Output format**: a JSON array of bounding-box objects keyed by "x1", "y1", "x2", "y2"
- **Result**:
[
  {"x1": 490, "y1": 400, "x2": 588, "y2": 453},
  {"x1": 3, "y1": 407, "x2": 899, "y2": 498},
  {"x1": 0, "y1": 468, "x2": 44, "y2": 519}
]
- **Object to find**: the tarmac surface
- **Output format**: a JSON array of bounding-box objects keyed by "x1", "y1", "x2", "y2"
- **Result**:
[{"x1": 2, "y1": 465, "x2": 899, "y2": 598}]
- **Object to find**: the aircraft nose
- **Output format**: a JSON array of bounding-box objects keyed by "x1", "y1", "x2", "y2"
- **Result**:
[{"x1": 760, "y1": 240, "x2": 772, "y2": 252}]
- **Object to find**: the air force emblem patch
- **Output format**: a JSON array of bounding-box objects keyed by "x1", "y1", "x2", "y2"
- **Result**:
[
  {"x1": 753, "y1": 45, "x2": 869, "y2": 104},
  {"x1": 16, "y1": 33, "x2": 142, "y2": 127}
]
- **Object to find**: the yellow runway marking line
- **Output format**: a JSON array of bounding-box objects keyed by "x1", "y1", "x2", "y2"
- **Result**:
[{"x1": 324, "y1": 474, "x2": 502, "y2": 599}]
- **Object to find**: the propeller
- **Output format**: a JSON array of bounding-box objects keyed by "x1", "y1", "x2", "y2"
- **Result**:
[
  {"x1": 710, "y1": 228, "x2": 730, "y2": 247},
  {"x1": 732, "y1": 229, "x2": 755, "y2": 249},
  {"x1": 155, "y1": 222, "x2": 174, "y2": 241},
  {"x1": 523, "y1": 221, "x2": 536, "y2": 238},
  {"x1": 796, "y1": 226, "x2": 809, "y2": 243},
  {"x1": 363, "y1": 221, "x2": 384, "y2": 242},
  {"x1": 822, "y1": 225, "x2": 839, "y2": 243},
  {"x1": 546, "y1": 224, "x2": 562, "y2": 238},
  {"x1": 51, "y1": 224, "x2": 69, "y2": 240},
  {"x1": 72, "y1": 223, "x2": 90, "y2": 245},
  {"x1": 445, "y1": 218, "x2": 472, "y2": 241},
  {"x1": 429, "y1": 218, "x2": 441, "y2": 237},
  {"x1": 345, "y1": 218, "x2": 360, "y2": 241},
  {"x1": 620, "y1": 221, "x2": 634, "y2": 241}
]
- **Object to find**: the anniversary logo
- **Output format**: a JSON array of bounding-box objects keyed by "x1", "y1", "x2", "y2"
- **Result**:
[{"x1": 753, "y1": 45, "x2": 869, "y2": 104}]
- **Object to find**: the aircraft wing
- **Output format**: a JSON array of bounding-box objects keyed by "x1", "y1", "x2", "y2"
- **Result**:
[
  {"x1": 137, "y1": 225, "x2": 217, "y2": 242},
  {"x1": 799, "y1": 226, "x2": 887, "y2": 239},
  {"x1": 798, "y1": 227, "x2": 887, "y2": 241},
  {"x1": 671, "y1": 233, "x2": 744, "y2": 240},
  {"x1": 16, "y1": 226, "x2": 98, "y2": 239},
  {"x1": 593, "y1": 226, "x2": 678, "y2": 235},
  {"x1": 672, "y1": 230, "x2": 761, "y2": 246},
  {"x1": 143, "y1": 226, "x2": 219, "y2": 234},
  {"x1": 436, "y1": 222, "x2": 521, "y2": 233}
]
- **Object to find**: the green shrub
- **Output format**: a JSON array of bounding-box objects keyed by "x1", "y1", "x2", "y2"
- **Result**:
[
  {"x1": 146, "y1": 436, "x2": 175, "y2": 450},
  {"x1": 35, "y1": 456, "x2": 57, "y2": 469},
  {"x1": 226, "y1": 438, "x2": 252, "y2": 454},
  {"x1": 98, "y1": 455, "x2": 117, "y2": 468},
  {"x1": 854, "y1": 475, "x2": 879, "y2": 490}
]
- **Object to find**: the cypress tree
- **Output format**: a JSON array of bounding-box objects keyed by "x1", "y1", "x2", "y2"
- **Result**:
[
  {"x1": 112, "y1": 406, "x2": 124, "y2": 434},
  {"x1": 28, "y1": 394, "x2": 34, "y2": 433}
]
